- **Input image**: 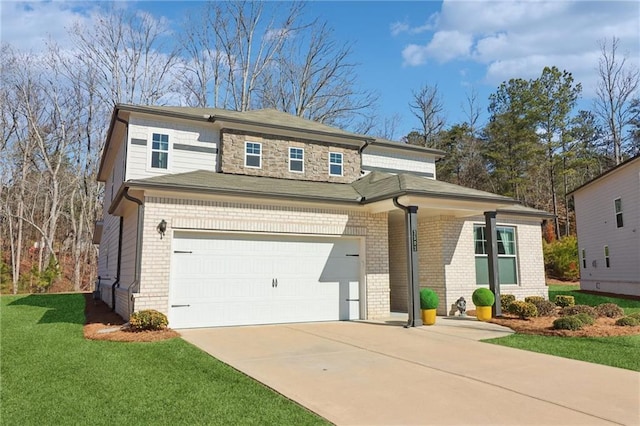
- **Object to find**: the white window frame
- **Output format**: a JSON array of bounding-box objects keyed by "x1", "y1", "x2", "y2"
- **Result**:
[
  {"x1": 329, "y1": 152, "x2": 343, "y2": 176},
  {"x1": 150, "y1": 132, "x2": 170, "y2": 170},
  {"x1": 289, "y1": 147, "x2": 304, "y2": 173},
  {"x1": 473, "y1": 224, "x2": 519, "y2": 285},
  {"x1": 604, "y1": 245, "x2": 610, "y2": 268},
  {"x1": 614, "y1": 198, "x2": 623, "y2": 228},
  {"x1": 245, "y1": 141, "x2": 262, "y2": 168},
  {"x1": 581, "y1": 249, "x2": 587, "y2": 269}
]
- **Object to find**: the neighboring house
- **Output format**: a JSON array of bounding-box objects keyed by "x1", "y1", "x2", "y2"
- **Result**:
[
  {"x1": 570, "y1": 155, "x2": 640, "y2": 297},
  {"x1": 95, "y1": 104, "x2": 551, "y2": 328}
]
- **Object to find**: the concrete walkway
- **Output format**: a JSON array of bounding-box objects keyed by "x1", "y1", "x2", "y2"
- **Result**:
[{"x1": 180, "y1": 317, "x2": 640, "y2": 425}]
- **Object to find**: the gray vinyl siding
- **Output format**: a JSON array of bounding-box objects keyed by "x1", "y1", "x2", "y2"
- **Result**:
[
  {"x1": 119, "y1": 202, "x2": 139, "y2": 291},
  {"x1": 126, "y1": 117, "x2": 219, "y2": 180}
]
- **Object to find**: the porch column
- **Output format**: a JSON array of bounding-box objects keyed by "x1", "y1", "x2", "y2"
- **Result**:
[
  {"x1": 405, "y1": 205, "x2": 422, "y2": 327},
  {"x1": 484, "y1": 211, "x2": 501, "y2": 317}
]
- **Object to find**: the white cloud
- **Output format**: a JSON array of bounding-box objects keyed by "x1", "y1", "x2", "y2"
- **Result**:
[
  {"x1": 390, "y1": 13, "x2": 439, "y2": 36},
  {"x1": 0, "y1": 2, "x2": 96, "y2": 51},
  {"x1": 398, "y1": 0, "x2": 640, "y2": 96},
  {"x1": 390, "y1": 21, "x2": 410, "y2": 36}
]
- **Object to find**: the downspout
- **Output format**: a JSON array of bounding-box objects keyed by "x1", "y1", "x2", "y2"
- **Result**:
[
  {"x1": 358, "y1": 138, "x2": 374, "y2": 175},
  {"x1": 123, "y1": 188, "x2": 144, "y2": 317},
  {"x1": 393, "y1": 197, "x2": 423, "y2": 327},
  {"x1": 110, "y1": 217, "x2": 123, "y2": 311}
]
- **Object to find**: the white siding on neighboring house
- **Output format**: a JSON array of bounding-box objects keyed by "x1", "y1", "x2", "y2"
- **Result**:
[
  {"x1": 362, "y1": 147, "x2": 436, "y2": 178},
  {"x1": 574, "y1": 159, "x2": 640, "y2": 296},
  {"x1": 126, "y1": 116, "x2": 219, "y2": 180}
]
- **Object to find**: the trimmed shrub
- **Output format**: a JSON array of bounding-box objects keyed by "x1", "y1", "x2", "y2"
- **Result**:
[
  {"x1": 419, "y1": 288, "x2": 439, "y2": 310},
  {"x1": 529, "y1": 299, "x2": 557, "y2": 317},
  {"x1": 542, "y1": 236, "x2": 579, "y2": 281},
  {"x1": 130, "y1": 310, "x2": 168, "y2": 331},
  {"x1": 554, "y1": 295, "x2": 575, "y2": 308},
  {"x1": 500, "y1": 294, "x2": 516, "y2": 311},
  {"x1": 615, "y1": 317, "x2": 640, "y2": 327},
  {"x1": 628, "y1": 312, "x2": 640, "y2": 321},
  {"x1": 553, "y1": 316, "x2": 584, "y2": 331},
  {"x1": 472, "y1": 288, "x2": 495, "y2": 307},
  {"x1": 507, "y1": 301, "x2": 538, "y2": 319},
  {"x1": 524, "y1": 296, "x2": 545, "y2": 304},
  {"x1": 573, "y1": 313, "x2": 595, "y2": 326},
  {"x1": 560, "y1": 305, "x2": 597, "y2": 319},
  {"x1": 594, "y1": 303, "x2": 624, "y2": 318}
]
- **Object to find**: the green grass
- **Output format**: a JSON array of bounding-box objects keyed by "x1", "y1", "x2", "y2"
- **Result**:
[
  {"x1": 1, "y1": 294, "x2": 328, "y2": 425},
  {"x1": 486, "y1": 285, "x2": 640, "y2": 371},
  {"x1": 548, "y1": 285, "x2": 640, "y2": 315}
]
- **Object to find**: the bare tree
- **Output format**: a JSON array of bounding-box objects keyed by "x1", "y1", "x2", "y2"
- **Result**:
[
  {"x1": 408, "y1": 83, "x2": 445, "y2": 147},
  {"x1": 594, "y1": 37, "x2": 640, "y2": 164}
]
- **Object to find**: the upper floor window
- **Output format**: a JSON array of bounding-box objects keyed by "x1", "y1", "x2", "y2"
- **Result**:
[
  {"x1": 329, "y1": 152, "x2": 343, "y2": 176},
  {"x1": 151, "y1": 133, "x2": 169, "y2": 169},
  {"x1": 581, "y1": 249, "x2": 587, "y2": 269},
  {"x1": 604, "y1": 246, "x2": 610, "y2": 268},
  {"x1": 614, "y1": 198, "x2": 623, "y2": 228},
  {"x1": 474, "y1": 225, "x2": 518, "y2": 285},
  {"x1": 289, "y1": 147, "x2": 304, "y2": 173},
  {"x1": 245, "y1": 142, "x2": 261, "y2": 168}
]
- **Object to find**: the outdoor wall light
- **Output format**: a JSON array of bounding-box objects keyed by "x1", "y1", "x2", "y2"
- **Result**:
[{"x1": 157, "y1": 219, "x2": 167, "y2": 239}]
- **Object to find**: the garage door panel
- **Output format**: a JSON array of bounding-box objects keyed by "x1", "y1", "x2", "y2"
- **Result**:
[{"x1": 169, "y1": 232, "x2": 360, "y2": 328}]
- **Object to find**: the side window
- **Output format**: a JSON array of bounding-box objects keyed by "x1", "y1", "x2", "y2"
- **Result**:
[
  {"x1": 151, "y1": 133, "x2": 169, "y2": 169},
  {"x1": 474, "y1": 225, "x2": 518, "y2": 285},
  {"x1": 245, "y1": 142, "x2": 261, "y2": 168},
  {"x1": 614, "y1": 198, "x2": 623, "y2": 228},
  {"x1": 289, "y1": 147, "x2": 304, "y2": 173},
  {"x1": 329, "y1": 152, "x2": 343, "y2": 176},
  {"x1": 604, "y1": 246, "x2": 610, "y2": 268},
  {"x1": 581, "y1": 249, "x2": 587, "y2": 269}
]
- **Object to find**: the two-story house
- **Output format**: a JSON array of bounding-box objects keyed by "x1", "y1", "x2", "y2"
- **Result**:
[
  {"x1": 570, "y1": 155, "x2": 640, "y2": 297},
  {"x1": 95, "y1": 104, "x2": 551, "y2": 328}
]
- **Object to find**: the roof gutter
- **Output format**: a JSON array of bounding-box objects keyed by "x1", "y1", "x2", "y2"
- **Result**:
[{"x1": 122, "y1": 188, "x2": 144, "y2": 317}]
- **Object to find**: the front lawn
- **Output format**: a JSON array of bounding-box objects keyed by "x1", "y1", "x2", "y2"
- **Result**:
[
  {"x1": 1, "y1": 294, "x2": 328, "y2": 425},
  {"x1": 486, "y1": 285, "x2": 640, "y2": 371}
]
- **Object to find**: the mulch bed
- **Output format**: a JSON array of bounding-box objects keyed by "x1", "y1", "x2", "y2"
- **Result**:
[
  {"x1": 488, "y1": 313, "x2": 640, "y2": 337},
  {"x1": 83, "y1": 293, "x2": 179, "y2": 342}
]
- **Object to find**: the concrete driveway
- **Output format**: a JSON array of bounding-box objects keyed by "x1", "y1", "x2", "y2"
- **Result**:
[{"x1": 180, "y1": 318, "x2": 640, "y2": 425}]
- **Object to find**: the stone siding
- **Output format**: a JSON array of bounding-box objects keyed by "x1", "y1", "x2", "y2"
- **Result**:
[{"x1": 220, "y1": 130, "x2": 360, "y2": 183}]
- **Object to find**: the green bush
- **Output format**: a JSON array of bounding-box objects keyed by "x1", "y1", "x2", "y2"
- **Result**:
[
  {"x1": 628, "y1": 312, "x2": 640, "y2": 321},
  {"x1": 615, "y1": 317, "x2": 640, "y2": 327},
  {"x1": 472, "y1": 288, "x2": 495, "y2": 307},
  {"x1": 529, "y1": 299, "x2": 557, "y2": 317},
  {"x1": 554, "y1": 295, "x2": 575, "y2": 308},
  {"x1": 524, "y1": 296, "x2": 545, "y2": 304},
  {"x1": 560, "y1": 305, "x2": 597, "y2": 319},
  {"x1": 543, "y1": 236, "x2": 579, "y2": 281},
  {"x1": 573, "y1": 313, "x2": 595, "y2": 326},
  {"x1": 500, "y1": 294, "x2": 515, "y2": 311},
  {"x1": 419, "y1": 288, "x2": 439, "y2": 310},
  {"x1": 507, "y1": 301, "x2": 538, "y2": 319},
  {"x1": 594, "y1": 303, "x2": 624, "y2": 318},
  {"x1": 129, "y1": 310, "x2": 168, "y2": 331},
  {"x1": 552, "y1": 316, "x2": 584, "y2": 330}
]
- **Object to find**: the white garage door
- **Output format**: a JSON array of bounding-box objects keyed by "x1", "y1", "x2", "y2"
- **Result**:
[{"x1": 169, "y1": 232, "x2": 361, "y2": 328}]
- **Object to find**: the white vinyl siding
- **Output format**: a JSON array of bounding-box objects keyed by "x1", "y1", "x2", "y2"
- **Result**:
[
  {"x1": 361, "y1": 149, "x2": 437, "y2": 178},
  {"x1": 126, "y1": 117, "x2": 218, "y2": 180}
]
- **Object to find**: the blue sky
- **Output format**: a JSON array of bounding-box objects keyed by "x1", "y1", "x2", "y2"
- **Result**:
[{"x1": 2, "y1": 1, "x2": 639, "y2": 139}]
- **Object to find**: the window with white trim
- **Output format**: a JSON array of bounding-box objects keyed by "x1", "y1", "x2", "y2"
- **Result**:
[
  {"x1": 581, "y1": 249, "x2": 587, "y2": 269},
  {"x1": 289, "y1": 147, "x2": 304, "y2": 172},
  {"x1": 151, "y1": 133, "x2": 169, "y2": 169},
  {"x1": 245, "y1": 142, "x2": 261, "y2": 168},
  {"x1": 614, "y1": 198, "x2": 623, "y2": 228},
  {"x1": 604, "y1": 246, "x2": 610, "y2": 268},
  {"x1": 474, "y1": 225, "x2": 518, "y2": 285},
  {"x1": 329, "y1": 152, "x2": 343, "y2": 176}
]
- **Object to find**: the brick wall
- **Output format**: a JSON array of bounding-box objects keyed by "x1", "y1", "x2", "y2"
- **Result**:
[
  {"x1": 135, "y1": 197, "x2": 390, "y2": 321},
  {"x1": 220, "y1": 130, "x2": 360, "y2": 183}
]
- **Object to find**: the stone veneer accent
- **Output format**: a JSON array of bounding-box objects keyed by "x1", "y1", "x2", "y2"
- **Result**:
[
  {"x1": 220, "y1": 129, "x2": 360, "y2": 183},
  {"x1": 389, "y1": 215, "x2": 546, "y2": 316},
  {"x1": 133, "y1": 196, "x2": 390, "y2": 321}
]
